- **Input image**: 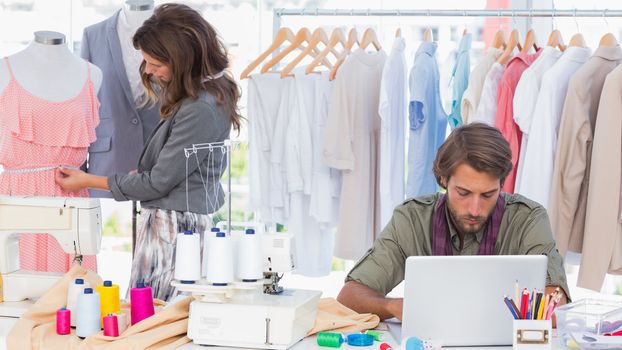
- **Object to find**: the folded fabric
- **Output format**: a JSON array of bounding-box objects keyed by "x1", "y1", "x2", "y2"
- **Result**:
[
  {"x1": 307, "y1": 297, "x2": 380, "y2": 335},
  {"x1": 7, "y1": 265, "x2": 190, "y2": 350}
]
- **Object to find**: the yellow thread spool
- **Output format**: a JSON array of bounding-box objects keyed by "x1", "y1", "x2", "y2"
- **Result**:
[{"x1": 96, "y1": 281, "x2": 120, "y2": 324}]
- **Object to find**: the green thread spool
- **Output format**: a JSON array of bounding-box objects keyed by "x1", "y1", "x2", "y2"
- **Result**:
[
  {"x1": 317, "y1": 332, "x2": 344, "y2": 348},
  {"x1": 365, "y1": 329, "x2": 384, "y2": 341}
]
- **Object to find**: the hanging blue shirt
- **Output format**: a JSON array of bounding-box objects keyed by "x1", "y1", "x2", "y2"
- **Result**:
[
  {"x1": 448, "y1": 33, "x2": 472, "y2": 129},
  {"x1": 407, "y1": 41, "x2": 448, "y2": 198}
]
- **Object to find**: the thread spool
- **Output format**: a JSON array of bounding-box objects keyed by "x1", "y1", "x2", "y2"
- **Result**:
[
  {"x1": 96, "y1": 280, "x2": 120, "y2": 323},
  {"x1": 67, "y1": 278, "x2": 90, "y2": 327},
  {"x1": 103, "y1": 314, "x2": 119, "y2": 337},
  {"x1": 365, "y1": 329, "x2": 384, "y2": 341},
  {"x1": 380, "y1": 343, "x2": 393, "y2": 350},
  {"x1": 130, "y1": 282, "x2": 155, "y2": 325},
  {"x1": 202, "y1": 227, "x2": 220, "y2": 277},
  {"x1": 236, "y1": 228, "x2": 263, "y2": 282},
  {"x1": 75, "y1": 288, "x2": 101, "y2": 338},
  {"x1": 174, "y1": 230, "x2": 201, "y2": 284},
  {"x1": 56, "y1": 308, "x2": 71, "y2": 335},
  {"x1": 316, "y1": 332, "x2": 344, "y2": 348},
  {"x1": 346, "y1": 333, "x2": 374, "y2": 346},
  {"x1": 205, "y1": 231, "x2": 234, "y2": 285}
]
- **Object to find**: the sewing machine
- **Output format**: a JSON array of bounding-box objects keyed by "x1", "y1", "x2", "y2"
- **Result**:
[
  {"x1": 174, "y1": 231, "x2": 322, "y2": 350},
  {"x1": 0, "y1": 196, "x2": 101, "y2": 317}
]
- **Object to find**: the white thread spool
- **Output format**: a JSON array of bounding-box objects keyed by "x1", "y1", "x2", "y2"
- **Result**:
[
  {"x1": 202, "y1": 227, "x2": 220, "y2": 278},
  {"x1": 67, "y1": 278, "x2": 90, "y2": 327},
  {"x1": 174, "y1": 230, "x2": 201, "y2": 283},
  {"x1": 237, "y1": 229, "x2": 263, "y2": 282},
  {"x1": 206, "y1": 232, "x2": 234, "y2": 285},
  {"x1": 75, "y1": 288, "x2": 101, "y2": 338}
]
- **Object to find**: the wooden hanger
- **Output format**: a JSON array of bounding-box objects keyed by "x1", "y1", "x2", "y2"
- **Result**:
[
  {"x1": 568, "y1": 33, "x2": 587, "y2": 48},
  {"x1": 240, "y1": 27, "x2": 294, "y2": 79},
  {"x1": 599, "y1": 32, "x2": 618, "y2": 47},
  {"x1": 306, "y1": 27, "x2": 346, "y2": 74},
  {"x1": 491, "y1": 29, "x2": 506, "y2": 49},
  {"x1": 260, "y1": 28, "x2": 318, "y2": 74},
  {"x1": 359, "y1": 27, "x2": 382, "y2": 51},
  {"x1": 498, "y1": 29, "x2": 520, "y2": 65},
  {"x1": 547, "y1": 29, "x2": 566, "y2": 51},
  {"x1": 520, "y1": 29, "x2": 538, "y2": 54},
  {"x1": 281, "y1": 28, "x2": 329, "y2": 78},
  {"x1": 423, "y1": 27, "x2": 433, "y2": 42},
  {"x1": 329, "y1": 28, "x2": 359, "y2": 81},
  {"x1": 395, "y1": 27, "x2": 402, "y2": 38}
]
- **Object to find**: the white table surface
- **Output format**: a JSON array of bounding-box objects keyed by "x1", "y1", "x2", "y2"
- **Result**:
[{"x1": 1, "y1": 315, "x2": 569, "y2": 350}]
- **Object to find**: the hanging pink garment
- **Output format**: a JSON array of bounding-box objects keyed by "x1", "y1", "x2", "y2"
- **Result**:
[{"x1": 0, "y1": 57, "x2": 100, "y2": 272}]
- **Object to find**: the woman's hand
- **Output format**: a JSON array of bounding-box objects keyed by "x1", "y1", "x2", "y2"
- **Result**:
[{"x1": 55, "y1": 167, "x2": 89, "y2": 193}]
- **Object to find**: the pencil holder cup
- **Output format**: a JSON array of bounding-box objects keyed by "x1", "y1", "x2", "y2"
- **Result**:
[{"x1": 512, "y1": 319, "x2": 552, "y2": 350}]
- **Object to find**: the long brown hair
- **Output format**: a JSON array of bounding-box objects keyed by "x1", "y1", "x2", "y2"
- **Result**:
[
  {"x1": 433, "y1": 123, "x2": 512, "y2": 188},
  {"x1": 133, "y1": 3, "x2": 242, "y2": 132}
]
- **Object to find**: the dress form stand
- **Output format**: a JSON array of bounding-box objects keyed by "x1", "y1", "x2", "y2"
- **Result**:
[
  {"x1": 0, "y1": 31, "x2": 102, "y2": 273},
  {"x1": 0, "y1": 31, "x2": 102, "y2": 99},
  {"x1": 118, "y1": 0, "x2": 154, "y2": 105}
]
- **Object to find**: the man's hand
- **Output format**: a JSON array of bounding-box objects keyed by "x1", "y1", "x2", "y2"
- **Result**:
[{"x1": 337, "y1": 280, "x2": 403, "y2": 320}]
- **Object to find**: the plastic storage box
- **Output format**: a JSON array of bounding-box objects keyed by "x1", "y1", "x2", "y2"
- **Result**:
[{"x1": 554, "y1": 299, "x2": 622, "y2": 349}]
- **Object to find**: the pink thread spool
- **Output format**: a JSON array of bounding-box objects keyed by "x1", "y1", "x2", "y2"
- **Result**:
[
  {"x1": 103, "y1": 314, "x2": 119, "y2": 337},
  {"x1": 130, "y1": 282, "x2": 155, "y2": 325},
  {"x1": 56, "y1": 308, "x2": 71, "y2": 335}
]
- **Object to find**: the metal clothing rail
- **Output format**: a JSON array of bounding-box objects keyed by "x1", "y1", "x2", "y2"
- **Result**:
[{"x1": 272, "y1": 8, "x2": 622, "y2": 37}]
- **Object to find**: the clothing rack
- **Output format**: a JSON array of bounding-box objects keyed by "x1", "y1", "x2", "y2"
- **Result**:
[
  {"x1": 183, "y1": 140, "x2": 235, "y2": 234},
  {"x1": 272, "y1": 8, "x2": 622, "y2": 38}
]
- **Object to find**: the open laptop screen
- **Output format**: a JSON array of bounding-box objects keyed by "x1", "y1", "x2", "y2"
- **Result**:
[{"x1": 401, "y1": 255, "x2": 547, "y2": 346}]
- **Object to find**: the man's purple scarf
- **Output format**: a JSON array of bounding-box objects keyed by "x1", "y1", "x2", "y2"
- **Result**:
[{"x1": 432, "y1": 194, "x2": 506, "y2": 255}]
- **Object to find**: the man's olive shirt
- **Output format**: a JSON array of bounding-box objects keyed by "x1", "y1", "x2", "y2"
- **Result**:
[{"x1": 346, "y1": 193, "x2": 570, "y2": 299}]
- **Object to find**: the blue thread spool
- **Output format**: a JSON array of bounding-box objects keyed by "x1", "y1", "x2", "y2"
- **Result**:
[
  {"x1": 76, "y1": 288, "x2": 101, "y2": 338},
  {"x1": 346, "y1": 333, "x2": 374, "y2": 346}
]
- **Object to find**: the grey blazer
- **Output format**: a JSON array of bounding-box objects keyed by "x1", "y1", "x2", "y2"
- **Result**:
[
  {"x1": 108, "y1": 91, "x2": 231, "y2": 215},
  {"x1": 81, "y1": 10, "x2": 160, "y2": 198}
]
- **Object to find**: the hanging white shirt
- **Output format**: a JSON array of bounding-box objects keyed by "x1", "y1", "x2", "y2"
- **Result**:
[
  {"x1": 247, "y1": 73, "x2": 289, "y2": 223},
  {"x1": 513, "y1": 47, "x2": 562, "y2": 190},
  {"x1": 323, "y1": 49, "x2": 386, "y2": 260},
  {"x1": 378, "y1": 37, "x2": 407, "y2": 229},
  {"x1": 116, "y1": 9, "x2": 146, "y2": 105},
  {"x1": 461, "y1": 47, "x2": 503, "y2": 124},
  {"x1": 287, "y1": 69, "x2": 334, "y2": 277},
  {"x1": 309, "y1": 71, "x2": 341, "y2": 226},
  {"x1": 516, "y1": 46, "x2": 591, "y2": 208},
  {"x1": 471, "y1": 62, "x2": 505, "y2": 126}
]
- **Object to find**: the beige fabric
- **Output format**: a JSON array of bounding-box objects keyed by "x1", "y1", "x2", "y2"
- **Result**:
[
  {"x1": 7, "y1": 265, "x2": 191, "y2": 350},
  {"x1": 579, "y1": 63, "x2": 622, "y2": 291},
  {"x1": 307, "y1": 298, "x2": 379, "y2": 335},
  {"x1": 549, "y1": 46, "x2": 622, "y2": 257}
]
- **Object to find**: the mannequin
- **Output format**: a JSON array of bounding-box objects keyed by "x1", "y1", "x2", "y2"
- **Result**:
[
  {"x1": 81, "y1": 0, "x2": 160, "y2": 198},
  {"x1": 0, "y1": 31, "x2": 102, "y2": 99},
  {"x1": 118, "y1": 0, "x2": 154, "y2": 105},
  {"x1": 0, "y1": 31, "x2": 102, "y2": 273}
]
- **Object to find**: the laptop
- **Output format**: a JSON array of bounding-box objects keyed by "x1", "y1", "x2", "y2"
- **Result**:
[{"x1": 401, "y1": 255, "x2": 547, "y2": 346}]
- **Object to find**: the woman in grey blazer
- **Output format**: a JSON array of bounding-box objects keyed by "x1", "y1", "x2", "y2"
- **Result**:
[{"x1": 56, "y1": 3, "x2": 242, "y2": 300}]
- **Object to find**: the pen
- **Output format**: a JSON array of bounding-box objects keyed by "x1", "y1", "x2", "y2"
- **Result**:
[
  {"x1": 541, "y1": 294, "x2": 550, "y2": 320},
  {"x1": 536, "y1": 292, "x2": 545, "y2": 320},
  {"x1": 514, "y1": 280, "x2": 519, "y2": 306},
  {"x1": 503, "y1": 296, "x2": 520, "y2": 320},
  {"x1": 526, "y1": 290, "x2": 533, "y2": 320},
  {"x1": 520, "y1": 289, "x2": 529, "y2": 320},
  {"x1": 508, "y1": 297, "x2": 521, "y2": 318},
  {"x1": 530, "y1": 289, "x2": 537, "y2": 320}
]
